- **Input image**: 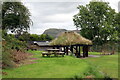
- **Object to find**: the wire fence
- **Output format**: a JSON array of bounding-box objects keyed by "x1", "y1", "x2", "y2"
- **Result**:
[{"x1": 90, "y1": 42, "x2": 119, "y2": 53}]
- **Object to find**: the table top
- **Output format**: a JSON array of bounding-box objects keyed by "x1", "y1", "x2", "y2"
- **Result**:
[{"x1": 47, "y1": 49, "x2": 60, "y2": 51}]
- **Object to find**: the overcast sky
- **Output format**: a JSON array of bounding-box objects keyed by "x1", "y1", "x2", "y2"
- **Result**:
[{"x1": 22, "y1": 0, "x2": 120, "y2": 35}]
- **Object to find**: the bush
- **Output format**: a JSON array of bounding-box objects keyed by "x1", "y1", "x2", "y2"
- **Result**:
[
  {"x1": 2, "y1": 43, "x2": 16, "y2": 69},
  {"x1": 2, "y1": 30, "x2": 27, "y2": 69}
]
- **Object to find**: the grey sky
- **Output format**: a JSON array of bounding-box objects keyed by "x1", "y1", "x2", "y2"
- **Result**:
[
  {"x1": 118, "y1": 1, "x2": 120, "y2": 12},
  {"x1": 22, "y1": 0, "x2": 119, "y2": 35}
]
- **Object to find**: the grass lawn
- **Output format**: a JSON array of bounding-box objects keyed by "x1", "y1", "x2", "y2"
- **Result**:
[
  {"x1": 2, "y1": 50, "x2": 118, "y2": 78},
  {"x1": 89, "y1": 52, "x2": 102, "y2": 55},
  {"x1": 85, "y1": 54, "x2": 118, "y2": 78}
]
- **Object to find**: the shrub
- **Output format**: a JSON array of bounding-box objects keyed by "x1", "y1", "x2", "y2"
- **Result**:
[
  {"x1": 2, "y1": 30, "x2": 28, "y2": 69},
  {"x1": 2, "y1": 43, "x2": 16, "y2": 69}
]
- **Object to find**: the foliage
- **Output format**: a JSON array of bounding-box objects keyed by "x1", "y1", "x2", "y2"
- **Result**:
[
  {"x1": 2, "y1": 30, "x2": 15, "y2": 69},
  {"x1": 1, "y1": 1, "x2": 32, "y2": 69},
  {"x1": 39, "y1": 34, "x2": 53, "y2": 41},
  {"x1": 18, "y1": 31, "x2": 31, "y2": 41},
  {"x1": 2, "y1": 43, "x2": 15, "y2": 69},
  {"x1": 114, "y1": 13, "x2": 120, "y2": 52},
  {"x1": 2, "y1": 30, "x2": 26, "y2": 50},
  {"x1": 114, "y1": 12, "x2": 120, "y2": 41},
  {"x1": 30, "y1": 34, "x2": 40, "y2": 41},
  {"x1": 2, "y1": 2, "x2": 32, "y2": 34},
  {"x1": 2, "y1": 30, "x2": 27, "y2": 69},
  {"x1": 73, "y1": 2, "x2": 118, "y2": 45},
  {"x1": 18, "y1": 33, "x2": 54, "y2": 41}
]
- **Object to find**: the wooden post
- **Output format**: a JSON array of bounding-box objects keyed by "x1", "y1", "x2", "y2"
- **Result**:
[
  {"x1": 83, "y1": 46, "x2": 86, "y2": 58},
  {"x1": 53, "y1": 46, "x2": 55, "y2": 49},
  {"x1": 64, "y1": 46, "x2": 66, "y2": 54},
  {"x1": 70, "y1": 46, "x2": 73, "y2": 54},
  {"x1": 66, "y1": 46, "x2": 68, "y2": 55},
  {"x1": 86, "y1": 46, "x2": 88, "y2": 57},
  {"x1": 76, "y1": 45, "x2": 79, "y2": 58},
  {"x1": 56, "y1": 46, "x2": 59, "y2": 49},
  {"x1": 78, "y1": 46, "x2": 81, "y2": 57}
]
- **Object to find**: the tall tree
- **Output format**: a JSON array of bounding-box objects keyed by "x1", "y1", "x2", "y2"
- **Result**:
[
  {"x1": 114, "y1": 12, "x2": 120, "y2": 41},
  {"x1": 2, "y1": 2, "x2": 32, "y2": 34},
  {"x1": 18, "y1": 31, "x2": 31, "y2": 41},
  {"x1": 73, "y1": 2, "x2": 117, "y2": 45}
]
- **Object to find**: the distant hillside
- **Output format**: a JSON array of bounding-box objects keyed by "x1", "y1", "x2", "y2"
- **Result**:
[
  {"x1": 69, "y1": 30, "x2": 80, "y2": 34},
  {"x1": 43, "y1": 28, "x2": 67, "y2": 38},
  {"x1": 43, "y1": 28, "x2": 80, "y2": 38}
]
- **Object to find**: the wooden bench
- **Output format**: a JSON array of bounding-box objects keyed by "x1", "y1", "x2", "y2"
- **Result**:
[
  {"x1": 56, "y1": 52, "x2": 64, "y2": 57},
  {"x1": 42, "y1": 52, "x2": 52, "y2": 57}
]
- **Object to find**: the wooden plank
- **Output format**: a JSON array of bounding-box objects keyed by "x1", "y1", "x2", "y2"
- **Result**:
[
  {"x1": 78, "y1": 46, "x2": 81, "y2": 57},
  {"x1": 83, "y1": 46, "x2": 86, "y2": 57},
  {"x1": 64, "y1": 47, "x2": 66, "y2": 54},
  {"x1": 86, "y1": 46, "x2": 88, "y2": 57},
  {"x1": 66, "y1": 47, "x2": 68, "y2": 55},
  {"x1": 70, "y1": 45, "x2": 73, "y2": 54},
  {"x1": 42, "y1": 52, "x2": 51, "y2": 57},
  {"x1": 76, "y1": 46, "x2": 78, "y2": 57}
]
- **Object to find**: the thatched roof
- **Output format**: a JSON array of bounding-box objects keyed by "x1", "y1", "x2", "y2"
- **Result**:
[{"x1": 49, "y1": 31, "x2": 92, "y2": 46}]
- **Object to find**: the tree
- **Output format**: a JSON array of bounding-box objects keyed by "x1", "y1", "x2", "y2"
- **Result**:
[
  {"x1": 2, "y1": 2, "x2": 32, "y2": 34},
  {"x1": 114, "y1": 12, "x2": 120, "y2": 41},
  {"x1": 114, "y1": 12, "x2": 120, "y2": 52},
  {"x1": 30, "y1": 34, "x2": 39, "y2": 41},
  {"x1": 39, "y1": 34, "x2": 53, "y2": 41},
  {"x1": 39, "y1": 34, "x2": 47, "y2": 41},
  {"x1": 45, "y1": 34, "x2": 54, "y2": 41},
  {"x1": 18, "y1": 31, "x2": 31, "y2": 41},
  {"x1": 73, "y1": 2, "x2": 117, "y2": 45}
]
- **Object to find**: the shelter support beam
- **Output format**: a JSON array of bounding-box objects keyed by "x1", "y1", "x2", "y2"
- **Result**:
[
  {"x1": 86, "y1": 46, "x2": 88, "y2": 57},
  {"x1": 83, "y1": 46, "x2": 86, "y2": 57},
  {"x1": 83, "y1": 46, "x2": 89, "y2": 57},
  {"x1": 76, "y1": 46, "x2": 80, "y2": 58},
  {"x1": 78, "y1": 46, "x2": 81, "y2": 57},
  {"x1": 64, "y1": 47, "x2": 66, "y2": 54},
  {"x1": 66, "y1": 46, "x2": 68, "y2": 55},
  {"x1": 70, "y1": 46, "x2": 73, "y2": 54}
]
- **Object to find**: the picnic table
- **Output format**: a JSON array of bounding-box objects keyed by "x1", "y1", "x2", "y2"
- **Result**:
[{"x1": 42, "y1": 49, "x2": 64, "y2": 57}]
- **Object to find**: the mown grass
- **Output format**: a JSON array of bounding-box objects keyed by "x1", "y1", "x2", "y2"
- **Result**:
[
  {"x1": 84, "y1": 54, "x2": 118, "y2": 78},
  {"x1": 89, "y1": 52, "x2": 102, "y2": 55},
  {"x1": 2, "y1": 51, "x2": 118, "y2": 78},
  {"x1": 3, "y1": 50, "x2": 89, "y2": 78}
]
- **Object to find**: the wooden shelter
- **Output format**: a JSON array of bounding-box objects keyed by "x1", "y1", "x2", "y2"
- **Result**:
[{"x1": 49, "y1": 31, "x2": 92, "y2": 58}]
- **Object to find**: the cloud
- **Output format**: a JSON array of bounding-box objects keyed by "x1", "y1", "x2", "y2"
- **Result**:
[
  {"x1": 29, "y1": 22, "x2": 76, "y2": 34},
  {"x1": 107, "y1": 0, "x2": 119, "y2": 12},
  {"x1": 22, "y1": 0, "x2": 119, "y2": 34},
  {"x1": 23, "y1": 2, "x2": 84, "y2": 34},
  {"x1": 24, "y1": 2, "x2": 84, "y2": 23}
]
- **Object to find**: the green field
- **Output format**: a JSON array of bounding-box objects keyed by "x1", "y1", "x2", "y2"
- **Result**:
[{"x1": 3, "y1": 51, "x2": 118, "y2": 78}]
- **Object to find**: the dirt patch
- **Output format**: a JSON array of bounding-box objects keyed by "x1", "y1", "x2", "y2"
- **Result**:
[
  {"x1": 29, "y1": 58, "x2": 39, "y2": 60},
  {"x1": 19, "y1": 55, "x2": 39, "y2": 66}
]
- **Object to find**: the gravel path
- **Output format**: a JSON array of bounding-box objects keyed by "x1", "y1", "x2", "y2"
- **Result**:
[{"x1": 80, "y1": 55, "x2": 100, "y2": 59}]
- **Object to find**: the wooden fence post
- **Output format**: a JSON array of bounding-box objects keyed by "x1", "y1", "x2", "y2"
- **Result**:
[{"x1": 66, "y1": 46, "x2": 68, "y2": 55}]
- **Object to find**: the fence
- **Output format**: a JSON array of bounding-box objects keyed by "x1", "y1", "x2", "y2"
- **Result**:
[{"x1": 90, "y1": 42, "x2": 119, "y2": 53}]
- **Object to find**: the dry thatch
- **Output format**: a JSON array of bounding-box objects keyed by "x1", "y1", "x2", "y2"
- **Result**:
[{"x1": 49, "y1": 31, "x2": 92, "y2": 46}]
